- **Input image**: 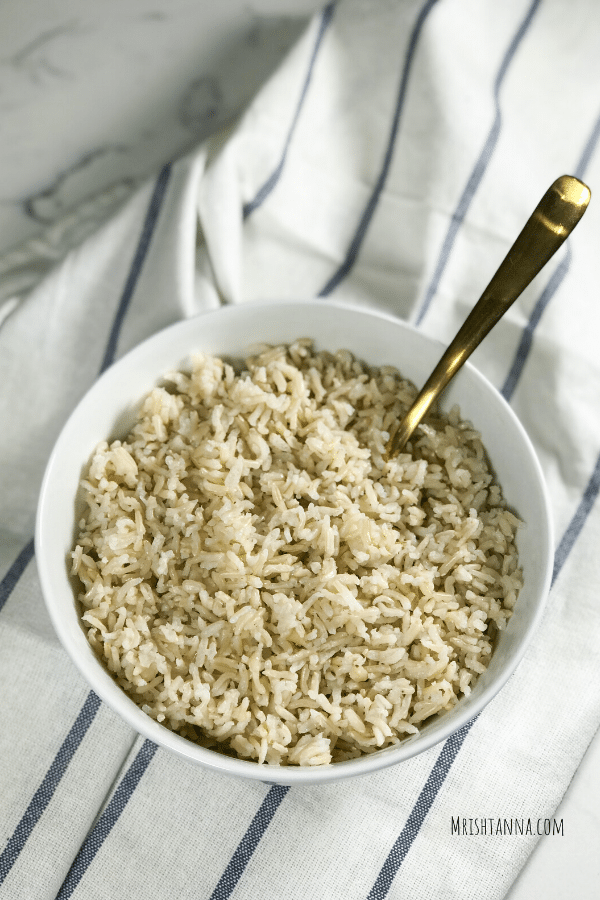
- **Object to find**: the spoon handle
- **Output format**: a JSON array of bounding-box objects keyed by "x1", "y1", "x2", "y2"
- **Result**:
[{"x1": 386, "y1": 175, "x2": 591, "y2": 459}]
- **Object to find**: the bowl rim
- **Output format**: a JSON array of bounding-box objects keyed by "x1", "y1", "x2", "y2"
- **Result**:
[{"x1": 35, "y1": 299, "x2": 554, "y2": 784}]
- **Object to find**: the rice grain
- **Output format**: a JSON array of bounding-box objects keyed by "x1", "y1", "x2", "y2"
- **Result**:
[{"x1": 72, "y1": 340, "x2": 521, "y2": 766}]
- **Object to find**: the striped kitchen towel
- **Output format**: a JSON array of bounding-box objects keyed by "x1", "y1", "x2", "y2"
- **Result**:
[{"x1": 2, "y1": 1, "x2": 600, "y2": 898}]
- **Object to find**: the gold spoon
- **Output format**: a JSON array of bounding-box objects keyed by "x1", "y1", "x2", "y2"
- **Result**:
[{"x1": 385, "y1": 175, "x2": 591, "y2": 460}]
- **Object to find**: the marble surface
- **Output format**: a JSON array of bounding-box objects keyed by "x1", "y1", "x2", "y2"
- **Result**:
[
  {"x1": 0, "y1": 0, "x2": 598, "y2": 895},
  {"x1": 0, "y1": 0, "x2": 318, "y2": 256}
]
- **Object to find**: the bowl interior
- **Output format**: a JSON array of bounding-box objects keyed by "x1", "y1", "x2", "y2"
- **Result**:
[{"x1": 35, "y1": 300, "x2": 553, "y2": 784}]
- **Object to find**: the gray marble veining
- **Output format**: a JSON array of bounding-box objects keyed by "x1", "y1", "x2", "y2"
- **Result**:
[{"x1": 0, "y1": 0, "x2": 319, "y2": 257}]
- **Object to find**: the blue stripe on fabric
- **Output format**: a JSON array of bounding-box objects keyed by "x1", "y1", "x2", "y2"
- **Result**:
[
  {"x1": 0, "y1": 164, "x2": 172, "y2": 884},
  {"x1": 209, "y1": 785, "x2": 290, "y2": 900},
  {"x1": 99, "y1": 162, "x2": 172, "y2": 373},
  {"x1": 501, "y1": 103, "x2": 600, "y2": 400},
  {"x1": 366, "y1": 721, "x2": 474, "y2": 900},
  {"x1": 501, "y1": 245, "x2": 571, "y2": 401},
  {"x1": 575, "y1": 104, "x2": 600, "y2": 179},
  {"x1": 55, "y1": 739, "x2": 158, "y2": 899},
  {"x1": 318, "y1": 0, "x2": 440, "y2": 298},
  {"x1": 0, "y1": 538, "x2": 34, "y2": 613},
  {"x1": 242, "y1": 3, "x2": 335, "y2": 220},
  {"x1": 552, "y1": 451, "x2": 600, "y2": 588},
  {"x1": 0, "y1": 692, "x2": 101, "y2": 887},
  {"x1": 415, "y1": 0, "x2": 541, "y2": 325}
]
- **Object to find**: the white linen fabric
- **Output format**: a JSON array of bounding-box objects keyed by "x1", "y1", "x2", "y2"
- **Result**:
[{"x1": 2, "y1": 0, "x2": 600, "y2": 897}]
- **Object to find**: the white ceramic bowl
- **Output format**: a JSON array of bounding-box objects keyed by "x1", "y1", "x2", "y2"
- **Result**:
[{"x1": 36, "y1": 300, "x2": 553, "y2": 785}]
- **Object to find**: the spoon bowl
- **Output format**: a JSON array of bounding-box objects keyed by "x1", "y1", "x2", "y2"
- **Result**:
[{"x1": 36, "y1": 300, "x2": 553, "y2": 784}]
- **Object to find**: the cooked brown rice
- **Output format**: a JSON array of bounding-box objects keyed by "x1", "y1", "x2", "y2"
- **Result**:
[{"x1": 71, "y1": 339, "x2": 521, "y2": 766}]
